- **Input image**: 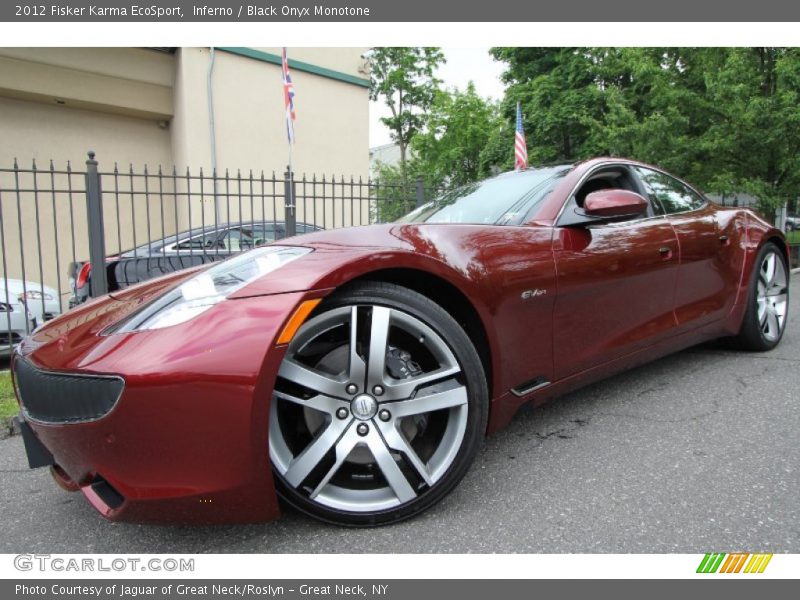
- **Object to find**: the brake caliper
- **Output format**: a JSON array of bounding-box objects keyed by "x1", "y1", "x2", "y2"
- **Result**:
[{"x1": 385, "y1": 346, "x2": 423, "y2": 380}]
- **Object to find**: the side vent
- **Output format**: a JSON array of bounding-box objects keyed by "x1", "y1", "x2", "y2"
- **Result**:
[{"x1": 510, "y1": 376, "x2": 550, "y2": 397}]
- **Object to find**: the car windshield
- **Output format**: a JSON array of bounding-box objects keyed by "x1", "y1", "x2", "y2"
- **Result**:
[{"x1": 396, "y1": 166, "x2": 572, "y2": 225}]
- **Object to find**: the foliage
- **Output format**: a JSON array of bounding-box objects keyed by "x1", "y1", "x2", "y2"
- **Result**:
[
  {"x1": 0, "y1": 371, "x2": 17, "y2": 423},
  {"x1": 370, "y1": 161, "x2": 420, "y2": 223},
  {"x1": 488, "y1": 47, "x2": 800, "y2": 216},
  {"x1": 369, "y1": 158, "x2": 449, "y2": 223},
  {"x1": 370, "y1": 47, "x2": 800, "y2": 221},
  {"x1": 410, "y1": 83, "x2": 503, "y2": 188},
  {"x1": 366, "y1": 47, "x2": 445, "y2": 175}
]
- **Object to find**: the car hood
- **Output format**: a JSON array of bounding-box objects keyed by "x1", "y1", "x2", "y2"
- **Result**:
[
  {"x1": 3, "y1": 279, "x2": 59, "y2": 297},
  {"x1": 226, "y1": 221, "x2": 541, "y2": 299}
]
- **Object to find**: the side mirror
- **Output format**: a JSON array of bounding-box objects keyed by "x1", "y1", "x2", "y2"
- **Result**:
[{"x1": 583, "y1": 190, "x2": 649, "y2": 219}]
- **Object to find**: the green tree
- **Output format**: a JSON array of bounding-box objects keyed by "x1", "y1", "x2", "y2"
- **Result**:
[
  {"x1": 410, "y1": 83, "x2": 502, "y2": 188},
  {"x1": 701, "y1": 48, "x2": 800, "y2": 215},
  {"x1": 370, "y1": 160, "x2": 420, "y2": 223},
  {"x1": 366, "y1": 47, "x2": 445, "y2": 176},
  {"x1": 490, "y1": 47, "x2": 800, "y2": 216},
  {"x1": 490, "y1": 48, "x2": 606, "y2": 163}
]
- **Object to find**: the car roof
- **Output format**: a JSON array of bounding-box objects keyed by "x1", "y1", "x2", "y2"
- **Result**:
[{"x1": 125, "y1": 220, "x2": 322, "y2": 252}]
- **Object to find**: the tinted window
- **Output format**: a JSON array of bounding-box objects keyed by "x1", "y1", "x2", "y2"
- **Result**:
[
  {"x1": 634, "y1": 167, "x2": 705, "y2": 214},
  {"x1": 221, "y1": 225, "x2": 276, "y2": 251},
  {"x1": 397, "y1": 167, "x2": 572, "y2": 226},
  {"x1": 176, "y1": 230, "x2": 224, "y2": 250}
]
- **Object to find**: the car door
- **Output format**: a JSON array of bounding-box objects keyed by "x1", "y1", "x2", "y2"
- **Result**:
[
  {"x1": 633, "y1": 166, "x2": 738, "y2": 329},
  {"x1": 552, "y1": 165, "x2": 680, "y2": 380}
]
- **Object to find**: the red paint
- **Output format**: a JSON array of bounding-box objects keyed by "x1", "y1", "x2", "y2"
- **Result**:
[{"x1": 14, "y1": 158, "x2": 787, "y2": 523}]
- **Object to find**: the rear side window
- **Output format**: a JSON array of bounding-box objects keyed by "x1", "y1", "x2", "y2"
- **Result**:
[
  {"x1": 634, "y1": 167, "x2": 705, "y2": 214},
  {"x1": 221, "y1": 225, "x2": 278, "y2": 251},
  {"x1": 175, "y1": 231, "x2": 223, "y2": 250}
]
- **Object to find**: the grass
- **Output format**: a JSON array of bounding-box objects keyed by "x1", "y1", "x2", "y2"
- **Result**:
[
  {"x1": 786, "y1": 230, "x2": 800, "y2": 245},
  {"x1": 0, "y1": 371, "x2": 18, "y2": 423}
]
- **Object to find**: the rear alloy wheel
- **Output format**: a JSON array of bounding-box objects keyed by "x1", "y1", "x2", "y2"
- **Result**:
[
  {"x1": 730, "y1": 243, "x2": 789, "y2": 351},
  {"x1": 269, "y1": 282, "x2": 487, "y2": 526}
]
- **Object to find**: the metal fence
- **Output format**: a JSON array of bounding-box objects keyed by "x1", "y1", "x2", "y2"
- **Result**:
[
  {"x1": 2, "y1": 152, "x2": 798, "y2": 356},
  {"x1": 0, "y1": 152, "x2": 439, "y2": 354}
]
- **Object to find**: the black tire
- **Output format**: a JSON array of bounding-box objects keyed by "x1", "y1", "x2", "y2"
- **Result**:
[
  {"x1": 271, "y1": 281, "x2": 488, "y2": 526},
  {"x1": 728, "y1": 242, "x2": 790, "y2": 351}
]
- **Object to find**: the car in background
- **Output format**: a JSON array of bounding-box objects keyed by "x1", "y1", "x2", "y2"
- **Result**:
[
  {"x1": 68, "y1": 221, "x2": 322, "y2": 306},
  {"x1": 1, "y1": 279, "x2": 61, "y2": 356},
  {"x1": 785, "y1": 214, "x2": 800, "y2": 231}
]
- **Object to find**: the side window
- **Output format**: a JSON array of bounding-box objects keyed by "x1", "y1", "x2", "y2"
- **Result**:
[
  {"x1": 221, "y1": 227, "x2": 254, "y2": 252},
  {"x1": 634, "y1": 167, "x2": 705, "y2": 214},
  {"x1": 220, "y1": 225, "x2": 279, "y2": 251},
  {"x1": 251, "y1": 225, "x2": 277, "y2": 246},
  {"x1": 175, "y1": 231, "x2": 223, "y2": 251}
]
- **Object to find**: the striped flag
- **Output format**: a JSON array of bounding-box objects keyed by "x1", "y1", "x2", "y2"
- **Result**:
[
  {"x1": 514, "y1": 101, "x2": 528, "y2": 170},
  {"x1": 281, "y1": 47, "x2": 296, "y2": 144}
]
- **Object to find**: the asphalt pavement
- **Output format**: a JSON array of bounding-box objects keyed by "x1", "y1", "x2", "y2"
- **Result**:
[{"x1": 1, "y1": 274, "x2": 798, "y2": 553}]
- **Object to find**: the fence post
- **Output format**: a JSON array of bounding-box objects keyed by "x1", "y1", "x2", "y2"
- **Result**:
[
  {"x1": 415, "y1": 176, "x2": 425, "y2": 208},
  {"x1": 775, "y1": 201, "x2": 787, "y2": 232},
  {"x1": 284, "y1": 166, "x2": 296, "y2": 237},
  {"x1": 84, "y1": 151, "x2": 108, "y2": 297}
]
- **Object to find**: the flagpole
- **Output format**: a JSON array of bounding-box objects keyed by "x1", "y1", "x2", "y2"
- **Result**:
[
  {"x1": 282, "y1": 47, "x2": 296, "y2": 237},
  {"x1": 286, "y1": 139, "x2": 295, "y2": 237}
]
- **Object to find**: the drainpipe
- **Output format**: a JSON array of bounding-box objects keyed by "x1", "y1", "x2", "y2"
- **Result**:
[{"x1": 207, "y1": 47, "x2": 220, "y2": 223}]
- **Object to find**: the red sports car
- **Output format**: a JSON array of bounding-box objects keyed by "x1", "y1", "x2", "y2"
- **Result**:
[{"x1": 11, "y1": 158, "x2": 790, "y2": 526}]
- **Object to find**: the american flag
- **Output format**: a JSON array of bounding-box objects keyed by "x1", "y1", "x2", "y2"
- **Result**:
[
  {"x1": 282, "y1": 47, "x2": 296, "y2": 144},
  {"x1": 514, "y1": 102, "x2": 527, "y2": 170}
]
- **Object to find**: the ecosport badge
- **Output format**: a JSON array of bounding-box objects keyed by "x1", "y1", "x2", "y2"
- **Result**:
[{"x1": 521, "y1": 289, "x2": 547, "y2": 300}]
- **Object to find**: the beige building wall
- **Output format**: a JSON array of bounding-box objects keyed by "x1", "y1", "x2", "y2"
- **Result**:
[{"x1": 0, "y1": 46, "x2": 370, "y2": 303}]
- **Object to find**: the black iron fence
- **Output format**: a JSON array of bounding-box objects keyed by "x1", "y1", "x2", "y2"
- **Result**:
[
  {"x1": 2, "y1": 152, "x2": 798, "y2": 355},
  {"x1": 0, "y1": 152, "x2": 440, "y2": 353}
]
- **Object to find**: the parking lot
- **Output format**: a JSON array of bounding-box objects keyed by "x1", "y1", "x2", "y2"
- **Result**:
[{"x1": 1, "y1": 273, "x2": 797, "y2": 554}]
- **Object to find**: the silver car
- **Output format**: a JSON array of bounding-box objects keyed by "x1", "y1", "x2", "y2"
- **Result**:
[{"x1": 1, "y1": 279, "x2": 62, "y2": 356}]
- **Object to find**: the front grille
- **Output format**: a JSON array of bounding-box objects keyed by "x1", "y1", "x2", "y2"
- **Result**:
[{"x1": 13, "y1": 357, "x2": 124, "y2": 424}]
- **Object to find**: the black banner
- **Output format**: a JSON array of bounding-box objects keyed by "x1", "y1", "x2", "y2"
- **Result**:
[{"x1": 1, "y1": 0, "x2": 798, "y2": 22}]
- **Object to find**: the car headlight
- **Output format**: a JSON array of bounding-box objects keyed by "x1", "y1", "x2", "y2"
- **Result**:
[{"x1": 114, "y1": 246, "x2": 311, "y2": 332}]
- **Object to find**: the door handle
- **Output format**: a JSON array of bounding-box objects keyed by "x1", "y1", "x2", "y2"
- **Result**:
[
  {"x1": 659, "y1": 246, "x2": 673, "y2": 260},
  {"x1": 719, "y1": 235, "x2": 730, "y2": 246}
]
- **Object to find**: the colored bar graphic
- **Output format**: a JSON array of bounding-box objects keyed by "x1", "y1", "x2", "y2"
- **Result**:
[
  {"x1": 697, "y1": 553, "x2": 772, "y2": 574},
  {"x1": 719, "y1": 554, "x2": 735, "y2": 573},
  {"x1": 697, "y1": 553, "x2": 726, "y2": 573},
  {"x1": 696, "y1": 554, "x2": 713, "y2": 573},
  {"x1": 710, "y1": 553, "x2": 725, "y2": 573},
  {"x1": 745, "y1": 554, "x2": 759, "y2": 573},
  {"x1": 733, "y1": 553, "x2": 749, "y2": 573},
  {"x1": 757, "y1": 554, "x2": 773, "y2": 573}
]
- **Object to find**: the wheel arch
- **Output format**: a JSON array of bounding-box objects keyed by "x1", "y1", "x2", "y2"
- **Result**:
[
  {"x1": 339, "y1": 267, "x2": 495, "y2": 406},
  {"x1": 762, "y1": 234, "x2": 790, "y2": 265}
]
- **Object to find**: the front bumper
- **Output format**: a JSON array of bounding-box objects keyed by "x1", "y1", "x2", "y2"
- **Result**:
[{"x1": 13, "y1": 289, "x2": 308, "y2": 524}]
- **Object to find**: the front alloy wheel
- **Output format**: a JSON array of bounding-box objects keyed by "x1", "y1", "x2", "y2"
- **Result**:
[{"x1": 269, "y1": 282, "x2": 487, "y2": 526}]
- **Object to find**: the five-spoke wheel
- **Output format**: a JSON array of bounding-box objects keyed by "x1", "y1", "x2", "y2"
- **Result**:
[
  {"x1": 731, "y1": 242, "x2": 790, "y2": 351},
  {"x1": 755, "y1": 249, "x2": 789, "y2": 342},
  {"x1": 269, "y1": 282, "x2": 487, "y2": 525}
]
